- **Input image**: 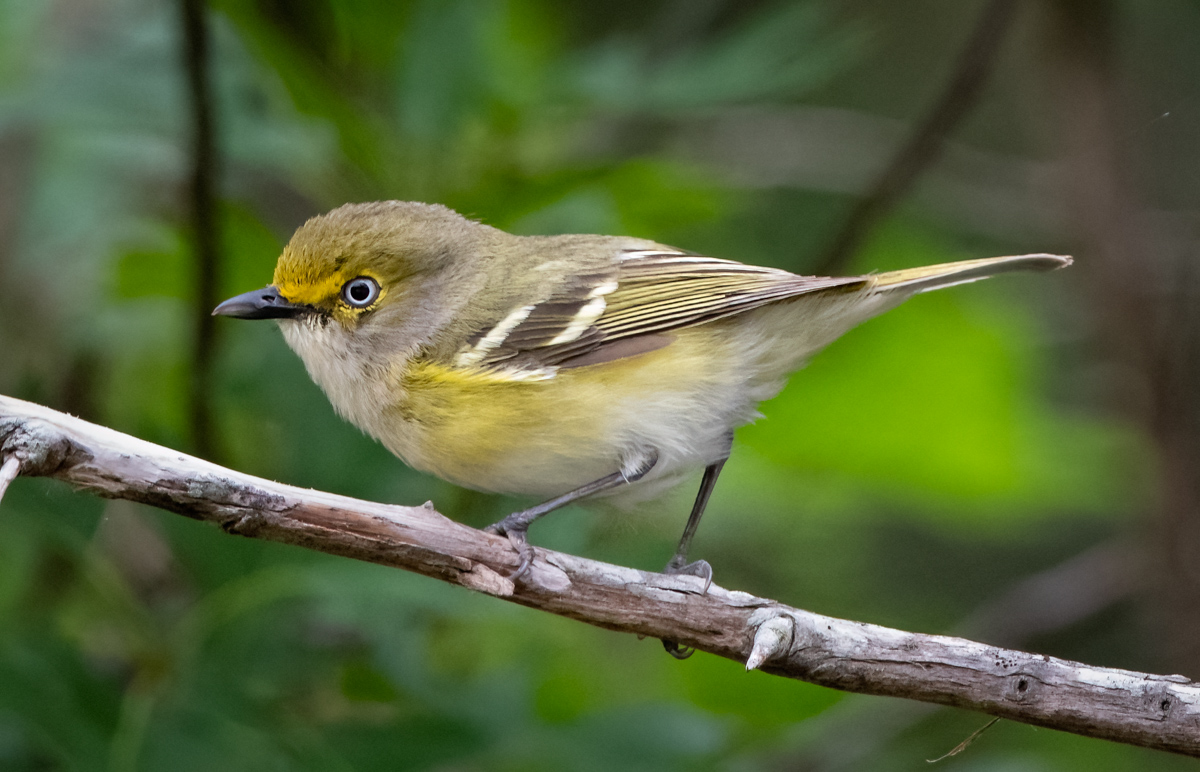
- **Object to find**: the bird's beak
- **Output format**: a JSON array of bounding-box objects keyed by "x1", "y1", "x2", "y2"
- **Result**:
[{"x1": 212, "y1": 286, "x2": 307, "y2": 320}]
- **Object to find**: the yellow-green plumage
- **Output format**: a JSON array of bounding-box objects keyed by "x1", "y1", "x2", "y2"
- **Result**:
[
  {"x1": 391, "y1": 325, "x2": 743, "y2": 501},
  {"x1": 230, "y1": 201, "x2": 1070, "y2": 514}
]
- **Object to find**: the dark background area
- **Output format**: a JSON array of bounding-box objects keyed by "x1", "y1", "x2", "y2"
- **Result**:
[{"x1": 1, "y1": 0, "x2": 1198, "y2": 768}]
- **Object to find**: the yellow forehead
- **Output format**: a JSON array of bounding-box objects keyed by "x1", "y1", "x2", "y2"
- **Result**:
[
  {"x1": 272, "y1": 244, "x2": 352, "y2": 306},
  {"x1": 274, "y1": 270, "x2": 345, "y2": 306}
]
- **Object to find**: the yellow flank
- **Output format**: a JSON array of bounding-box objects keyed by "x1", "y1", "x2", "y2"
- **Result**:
[
  {"x1": 392, "y1": 364, "x2": 586, "y2": 484},
  {"x1": 388, "y1": 327, "x2": 741, "y2": 496}
]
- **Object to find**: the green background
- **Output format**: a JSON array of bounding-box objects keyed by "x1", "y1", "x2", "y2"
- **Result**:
[{"x1": 0, "y1": 0, "x2": 1195, "y2": 769}]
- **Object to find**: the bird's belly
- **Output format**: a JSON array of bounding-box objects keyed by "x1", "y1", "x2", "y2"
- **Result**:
[{"x1": 382, "y1": 328, "x2": 758, "y2": 500}]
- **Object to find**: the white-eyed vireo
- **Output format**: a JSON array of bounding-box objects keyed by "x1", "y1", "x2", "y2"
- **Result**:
[{"x1": 214, "y1": 201, "x2": 1070, "y2": 590}]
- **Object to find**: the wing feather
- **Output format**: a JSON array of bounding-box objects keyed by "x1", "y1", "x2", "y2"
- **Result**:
[
  {"x1": 453, "y1": 249, "x2": 1070, "y2": 375},
  {"x1": 455, "y1": 249, "x2": 865, "y2": 372}
]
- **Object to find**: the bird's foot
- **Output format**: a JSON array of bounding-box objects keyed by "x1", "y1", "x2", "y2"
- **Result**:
[
  {"x1": 663, "y1": 555, "x2": 713, "y2": 594},
  {"x1": 659, "y1": 555, "x2": 714, "y2": 658},
  {"x1": 662, "y1": 639, "x2": 695, "y2": 660},
  {"x1": 484, "y1": 516, "x2": 536, "y2": 582}
]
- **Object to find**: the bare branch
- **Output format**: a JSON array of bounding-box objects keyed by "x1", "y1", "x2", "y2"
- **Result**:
[
  {"x1": 1, "y1": 393, "x2": 1198, "y2": 757},
  {"x1": 790, "y1": 538, "x2": 1143, "y2": 770}
]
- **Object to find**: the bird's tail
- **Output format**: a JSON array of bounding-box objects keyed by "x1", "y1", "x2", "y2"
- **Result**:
[{"x1": 871, "y1": 253, "x2": 1072, "y2": 295}]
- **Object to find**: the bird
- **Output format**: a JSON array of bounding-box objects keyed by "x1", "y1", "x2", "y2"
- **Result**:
[{"x1": 214, "y1": 200, "x2": 1070, "y2": 595}]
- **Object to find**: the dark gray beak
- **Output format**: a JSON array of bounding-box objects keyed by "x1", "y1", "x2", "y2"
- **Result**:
[{"x1": 212, "y1": 286, "x2": 307, "y2": 320}]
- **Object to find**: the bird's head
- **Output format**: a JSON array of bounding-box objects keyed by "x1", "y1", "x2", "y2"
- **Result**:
[
  {"x1": 214, "y1": 201, "x2": 499, "y2": 429},
  {"x1": 213, "y1": 201, "x2": 475, "y2": 332}
]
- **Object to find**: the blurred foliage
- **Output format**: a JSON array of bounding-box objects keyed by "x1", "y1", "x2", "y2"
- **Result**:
[{"x1": 0, "y1": 0, "x2": 1195, "y2": 769}]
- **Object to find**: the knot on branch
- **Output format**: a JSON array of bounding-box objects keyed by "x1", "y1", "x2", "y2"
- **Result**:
[
  {"x1": 746, "y1": 610, "x2": 796, "y2": 671},
  {"x1": 0, "y1": 418, "x2": 89, "y2": 476}
]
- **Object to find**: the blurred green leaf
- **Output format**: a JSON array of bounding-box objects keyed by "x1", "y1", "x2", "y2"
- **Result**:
[
  {"x1": 339, "y1": 660, "x2": 400, "y2": 704},
  {"x1": 573, "y1": 1, "x2": 858, "y2": 112}
]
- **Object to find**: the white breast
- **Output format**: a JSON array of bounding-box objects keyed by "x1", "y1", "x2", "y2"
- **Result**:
[{"x1": 280, "y1": 319, "x2": 396, "y2": 440}]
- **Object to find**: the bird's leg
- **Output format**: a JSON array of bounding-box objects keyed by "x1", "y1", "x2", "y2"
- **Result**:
[
  {"x1": 662, "y1": 435, "x2": 732, "y2": 659},
  {"x1": 486, "y1": 450, "x2": 658, "y2": 581},
  {"x1": 664, "y1": 433, "x2": 732, "y2": 591},
  {"x1": 663, "y1": 458, "x2": 726, "y2": 589}
]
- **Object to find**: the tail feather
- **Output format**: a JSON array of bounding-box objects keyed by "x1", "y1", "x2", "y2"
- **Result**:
[{"x1": 871, "y1": 254, "x2": 1072, "y2": 294}]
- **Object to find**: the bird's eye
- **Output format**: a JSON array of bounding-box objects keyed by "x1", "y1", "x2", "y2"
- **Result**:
[{"x1": 341, "y1": 277, "x2": 380, "y2": 308}]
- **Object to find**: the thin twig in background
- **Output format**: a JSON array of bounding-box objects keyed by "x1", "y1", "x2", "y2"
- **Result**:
[
  {"x1": 816, "y1": 0, "x2": 1019, "y2": 275},
  {"x1": 180, "y1": 0, "x2": 220, "y2": 459},
  {"x1": 2, "y1": 394, "x2": 1199, "y2": 758},
  {"x1": 1038, "y1": 0, "x2": 1200, "y2": 675}
]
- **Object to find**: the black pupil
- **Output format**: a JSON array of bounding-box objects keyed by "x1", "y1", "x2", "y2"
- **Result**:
[{"x1": 349, "y1": 281, "x2": 371, "y2": 303}]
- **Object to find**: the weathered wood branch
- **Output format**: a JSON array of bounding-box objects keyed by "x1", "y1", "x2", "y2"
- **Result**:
[{"x1": 1, "y1": 394, "x2": 1197, "y2": 756}]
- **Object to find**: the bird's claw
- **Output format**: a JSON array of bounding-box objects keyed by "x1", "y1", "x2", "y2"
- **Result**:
[
  {"x1": 660, "y1": 556, "x2": 712, "y2": 658},
  {"x1": 663, "y1": 556, "x2": 713, "y2": 594},
  {"x1": 485, "y1": 521, "x2": 535, "y2": 582},
  {"x1": 662, "y1": 639, "x2": 695, "y2": 659}
]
